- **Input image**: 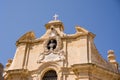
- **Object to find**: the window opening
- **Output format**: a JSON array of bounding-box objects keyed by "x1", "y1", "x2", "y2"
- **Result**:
[{"x1": 47, "y1": 39, "x2": 57, "y2": 50}]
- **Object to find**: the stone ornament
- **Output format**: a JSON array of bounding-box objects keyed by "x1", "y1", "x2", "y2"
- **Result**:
[{"x1": 37, "y1": 28, "x2": 65, "y2": 63}]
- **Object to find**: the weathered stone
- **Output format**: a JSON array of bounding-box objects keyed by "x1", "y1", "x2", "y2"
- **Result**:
[{"x1": 4, "y1": 16, "x2": 120, "y2": 80}]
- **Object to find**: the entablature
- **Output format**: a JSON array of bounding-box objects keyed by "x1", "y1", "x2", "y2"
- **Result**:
[{"x1": 71, "y1": 63, "x2": 120, "y2": 78}]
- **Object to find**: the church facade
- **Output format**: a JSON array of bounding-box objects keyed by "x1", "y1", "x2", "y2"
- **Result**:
[{"x1": 4, "y1": 16, "x2": 120, "y2": 80}]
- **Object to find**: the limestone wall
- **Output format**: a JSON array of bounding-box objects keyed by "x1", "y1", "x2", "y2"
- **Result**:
[{"x1": 67, "y1": 36, "x2": 88, "y2": 66}]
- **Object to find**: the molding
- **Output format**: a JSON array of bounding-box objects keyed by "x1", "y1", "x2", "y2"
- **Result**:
[
  {"x1": 71, "y1": 63, "x2": 120, "y2": 79},
  {"x1": 45, "y1": 21, "x2": 64, "y2": 31},
  {"x1": 16, "y1": 31, "x2": 36, "y2": 46},
  {"x1": 15, "y1": 26, "x2": 95, "y2": 46},
  {"x1": 4, "y1": 69, "x2": 29, "y2": 80}
]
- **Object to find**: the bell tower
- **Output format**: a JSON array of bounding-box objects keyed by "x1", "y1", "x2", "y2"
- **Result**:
[{"x1": 37, "y1": 14, "x2": 65, "y2": 63}]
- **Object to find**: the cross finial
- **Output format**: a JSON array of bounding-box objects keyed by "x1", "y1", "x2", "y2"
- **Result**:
[{"x1": 53, "y1": 14, "x2": 58, "y2": 20}]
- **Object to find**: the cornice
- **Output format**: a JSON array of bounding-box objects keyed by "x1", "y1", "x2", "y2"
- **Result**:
[
  {"x1": 16, "y1": 26, "x2": 95, "y2": 47},
  {"x1": 4, "y1": 69, "x2": 29, "y2": 79},
  {"x1": 45, "y1": 21, "x2": 64, "y2": 31},
  {"x1": 16, "y1": 32, "x2": 94, "y2": 46},
  {"x1": 71, "y1": 63, "x2": 120, "y2": 79},
  {"x1": 71, "y1": 63, "x2": 120, "y2": 75}
]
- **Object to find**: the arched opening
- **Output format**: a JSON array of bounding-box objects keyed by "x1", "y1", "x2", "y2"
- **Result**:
[
  {"x1": 42, "y1": 70, "x2": 57, "y2": 80},
  {"x1": 47, "y1": 39, "x2": 57, "y2": 50}
]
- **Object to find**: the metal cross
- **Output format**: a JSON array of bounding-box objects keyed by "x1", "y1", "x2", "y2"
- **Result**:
[{"x1": 53, "y1": 14, "x2": 58, "y2": 20}]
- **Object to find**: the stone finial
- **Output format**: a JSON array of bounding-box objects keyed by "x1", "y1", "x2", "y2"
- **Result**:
[{"x1": 107, "y1": 50, "x2": 118, "y2": 69}]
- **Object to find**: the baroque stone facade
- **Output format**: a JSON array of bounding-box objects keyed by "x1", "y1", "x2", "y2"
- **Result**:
[{"x1": 4, "y1": 16, "x2": 120, "y2": 80}]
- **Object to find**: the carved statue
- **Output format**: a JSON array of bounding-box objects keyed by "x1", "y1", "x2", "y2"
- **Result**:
[{"x1": 47, "y1": 39, "x2": 57, "y2": 50}]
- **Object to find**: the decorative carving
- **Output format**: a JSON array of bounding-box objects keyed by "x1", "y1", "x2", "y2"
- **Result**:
[
  {"x1": 43, "y1": 29, "x2": 62, "y2": 54},
  {"x1": 47, "y1": 39, "x2": 57, "y2": 50},
  {"x1": 37, "y1": 50, "x2": 65, "y2": 63},
  {"x1": 37, "y1": 29, "x2": 65, "y2": 63}
]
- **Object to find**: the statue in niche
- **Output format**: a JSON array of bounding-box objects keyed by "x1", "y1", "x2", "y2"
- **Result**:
[
  {"x1": 37, "y1": 38, "x2": 65, "y2": 63},
  {"x1": 47, "y1": 39, "x2": 57, "y2": 51}
]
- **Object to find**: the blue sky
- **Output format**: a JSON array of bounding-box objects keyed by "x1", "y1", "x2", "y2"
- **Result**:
[{"x1": 0, "y1": 0, "x2": 120, "y2": 67}]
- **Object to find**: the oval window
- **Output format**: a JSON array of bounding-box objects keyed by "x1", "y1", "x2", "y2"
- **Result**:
[{"x1": 47, "y1": 39, "x2": 57, "y2": 50}]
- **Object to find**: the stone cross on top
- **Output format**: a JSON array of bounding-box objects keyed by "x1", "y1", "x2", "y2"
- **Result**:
[{"x1": 53, "y1": 14, "x2": 59, "y2": 20}]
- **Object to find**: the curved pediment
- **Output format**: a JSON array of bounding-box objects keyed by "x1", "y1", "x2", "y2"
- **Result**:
[
  {"x1": 64, "y1": 26, "x2": 95, "y2": 39},
  {"x1": 75, "y1": 26, "x2": 95, "y2": 38},
  {"x1": 16, "y1": 31, "x2": 36, "y2": 45},
  {"x1": 75, "y1": 26, "x2": 89, "y2": 34}
]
